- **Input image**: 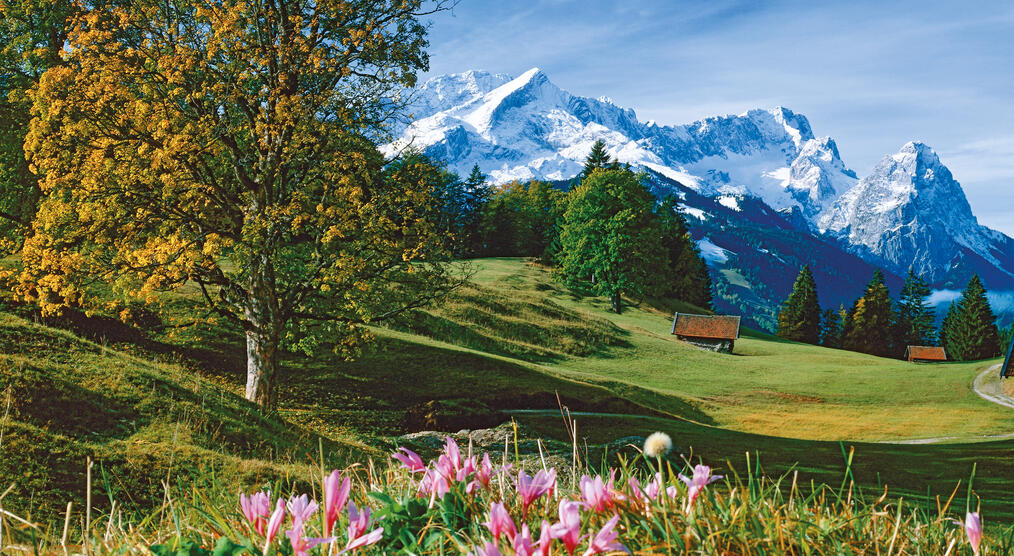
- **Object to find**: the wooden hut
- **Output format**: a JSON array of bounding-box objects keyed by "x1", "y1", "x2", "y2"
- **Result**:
[
  {"x1": 670, "y1": 313, "x2": 741, "y2": 354},
  {"x1": 905, "y1": 346, "x2": 947, "y2": 363},
  {"x1": 1002, "y1": 338, "x2": 1014, "y2": 378}
]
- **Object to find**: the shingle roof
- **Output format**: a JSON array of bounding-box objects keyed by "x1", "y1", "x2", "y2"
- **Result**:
[
  {"x1": 670, "y1": 313, "x2": 740, "y2": 341},
  {"x1": 906, "y1": 346, "x2": 947, "y2": 361}
]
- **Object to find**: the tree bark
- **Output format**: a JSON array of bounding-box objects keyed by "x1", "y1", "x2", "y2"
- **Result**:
[
  {"x1": 245, "y1": 325, "x2": 280, "y2": 409},
  {"x1": 244, "y1": 255, "x2": 283, "y2": 410},
  {"x1": 611, "y1": 292, "x2": 622, "y2": 314}
]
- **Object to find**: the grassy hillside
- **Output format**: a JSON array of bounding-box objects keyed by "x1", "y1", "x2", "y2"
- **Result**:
[
  {"x1": 417, "y1": 258, "x2": 1008, "y2": 443},
  {"x1": 0, "y1": 312, "x2": 376, "y2": 525},
  {"x1": 5, "y1": 256, "x2": 1014, "y2": 527}
]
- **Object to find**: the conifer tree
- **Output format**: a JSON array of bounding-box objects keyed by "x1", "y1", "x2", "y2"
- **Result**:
[
  {"x1": 690, "y1": 256, "x2": 715, "y2": 311},
  {"x1": 939, "y1": 301, "x2": 958, "y2": 355},
  {"x1": 777, "y1": 266, "x2": 821, "y2": 344},
  {"x1": 462, "y1": 164, "x2": 490, "y2": 256},
  {"x1": 656, "y1": 195, "x2": 713, "y2": 310},
  {"x1": 896, "y1": 270, "x2": 936, "y2": 347},
  {"x1": 581, "y1": 140, "x2": 613, "y2": 179},
  {"x1": 1000, "y1": 324, "x2": 1014, "y2": 356},
  {"x1": 844, "y1": 270, "x2": 896, "y2": 357},
  {"x1": 944, "y1": 275, "x2": 1001, "y2": 361},
  {"x1": 819, "y1": 307, "x2": 844, "y2": 348}
]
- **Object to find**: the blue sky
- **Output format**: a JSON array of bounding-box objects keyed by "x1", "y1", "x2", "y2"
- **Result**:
[{"x1": 421, "y1": 0, "x2": 1014, "y2": 234}]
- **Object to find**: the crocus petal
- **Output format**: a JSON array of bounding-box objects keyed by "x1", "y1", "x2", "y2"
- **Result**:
[
  {"x1": 339, "y1": 527, "x2": 384, "y2": 554},
  {"x1": 263, "y1": 499, "x2": 286, "y2": 555},
  {"x1": 324, "y1": 470, "x2": 351, "y2": 536},
  {"x1": 582, "y1": 514, "x2": 629, "y2": 555},
  {"x1": 392, "y1": 447, "x2": 427, "y2": 473},
  {"x1": 966, "y1": 512, "x2": 983, "y2": 556},
  {"x1": 550, "y1": 500, "x2": 582, "y2": 555},
  {"x1": 484, "y1": 501, "x2": 517, "y2": 545},
  {"x1": 538, "y1": 519, "x2": 553, "y2": 556}
]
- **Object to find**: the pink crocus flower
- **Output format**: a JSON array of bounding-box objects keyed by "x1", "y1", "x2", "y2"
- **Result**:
[
  {"x1": 263, "y1": 499, "x2": 286, "y2": 555},
  {"x1": 240, "y1": 491, "x2": 271, "y2": 535},
  {"x1": 468, "y1": 453, "x2": 496, "y2": 494},
  {"x1": 579, "y1": 475, "x2": 611, "y2": 513},
  {"x1": 537, "y1": 519, "x2": 554, "y2": 556},
  {"x1": 343, "y1": 502, "x2": 384, "y2": 554},
  {"x1": 484, "y1": 501, "x2": 518, "y2": 547},
  {"x1": 550, "y1": 500, "x2": 583, "y2": 556},
  {"x1": 346, "y1": 501, "x2": 371, "y2": 541},
  {"x1": 419, "y1": 466, "x2": 452, "y2": 508},
  {"x1": 964, "y1": 512, "x2": 983, "y2": 556},
  {"x1": 582, "y1": 514, "x2": 628, "y2": 555},
  {"x1": 516, "y1": 469, "x2": 558, "y2": 517},
  {"x1": 392, "y1": 447, "x2": 427, "y2": 473},
  {"x1": 458, "y1": 455, "x2": 478, "y2": 482},
  {"x1": 444, "y1": 436, "x2": 464, "y2": 473},
  {"x1": 324, "y1": 470, "x2": 351, "y2": 536},
  {"x1": 286, "y1": 494, "x2": 319, "y2": 523},
  {"x1": 473, "y1": 542, "x2": 504, "y2": 556},
  {"x1": 628, "y1": 475, "x2": 660, "y2": 503},
  {"x1": 678, "y1": 464, "x2": 722, "y2": 514},
  {"x1": 286, "y1": 516, "x2": 334, "y2": 556},
  {"x1": 513, "y1": 523, "x2": 536, "y2": 556},
  {"x1": 338, "y1": 528, "x2": 384, "y2": 554}
]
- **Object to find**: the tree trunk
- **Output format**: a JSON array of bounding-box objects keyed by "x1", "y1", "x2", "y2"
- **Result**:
[
  {"x1": 245, "y1": 326, "x2": 280, "y2": 410},
  {"x1": 244, "y1": 254, "x2": 283, "y2": 410},
  {"x1": 611, "y1": 292, "x2": 622, "y2": 314}
]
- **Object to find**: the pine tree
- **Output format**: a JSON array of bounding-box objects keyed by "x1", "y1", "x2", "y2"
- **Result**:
[
  {"x1": 819, "y1": 307, "x2": 844, "y2": 348},
  {"x1": 690, "y1": 255, "x2": 714, "y2": 310},
  {"x1": 1000, "y1": 324, "x2": 1014, "y2": 357},
  {"x1": 655, "y1": 195, "x2": 713, "y2": 310},
  {"x1": 896, "y1": 270, "x2": 936, "y2": 347},
  {"x1": 777, "y1": 266, "x2": 822, "y2": 344},
  {"x1": 945, "y1": 275, "x2": 1001, "y2": 361},
  {"x1": 581, "y1": 140, "x2": 613, "y2": 179},
  {"x1": 461, "y1": 164, "x2": 490, "y2": 256},
  {"x1": 939, "y1": 301, "x2": 958, "y2": 355},
  {"x1": 844, "y1": 270, "x2": 896, "y2": 357}
]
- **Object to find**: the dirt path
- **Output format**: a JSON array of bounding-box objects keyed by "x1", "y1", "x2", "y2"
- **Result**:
[{"x1": 972, "y1": 364, "x2": 1014, "y2": 409}]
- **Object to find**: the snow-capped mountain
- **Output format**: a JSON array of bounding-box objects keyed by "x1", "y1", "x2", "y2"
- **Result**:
[
  {"x1": 820, "y1": 142, "x2": 1014, "y2": 287},
  {"x1": 389, "y1": 67, "x2": 1014, "y2": 327},
  {"x1": 387, "y1": 68, "x2": 856, "y2": 226}
]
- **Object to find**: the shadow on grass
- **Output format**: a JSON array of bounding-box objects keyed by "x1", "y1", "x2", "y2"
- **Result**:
[{"x1": 281, "y1": 335, "x2": 716, "y2": 433}]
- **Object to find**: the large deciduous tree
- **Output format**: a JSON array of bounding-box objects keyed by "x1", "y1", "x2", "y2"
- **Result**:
[
  {"x1": 557, "y1": 167, "x2": 664, "y2": 314},
  {"x1": 19, "y1": 0, "x2": 457, "y2": 409},
  {"x1": 0, "y1": 0, "x2": 79, "y2": 251}
]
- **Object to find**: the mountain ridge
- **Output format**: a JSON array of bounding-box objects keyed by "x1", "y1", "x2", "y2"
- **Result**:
[{"x1": 389, "y1": 67, "x2": 1014, "y2": 326}]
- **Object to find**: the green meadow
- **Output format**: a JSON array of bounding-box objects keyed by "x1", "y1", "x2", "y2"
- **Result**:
[{"x1": 3, "y1": 256, "x2": 1013, "y2": 531}]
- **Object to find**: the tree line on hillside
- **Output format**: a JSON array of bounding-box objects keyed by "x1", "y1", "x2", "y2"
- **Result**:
[
  {"x1": 425, "y1": 140, "x2": 714, "y2": 314},
  {"x1": 778, "y1": 266, "x2": 1009, "y2": 361}
]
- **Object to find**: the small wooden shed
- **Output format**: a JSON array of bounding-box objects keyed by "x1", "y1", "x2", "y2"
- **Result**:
[
  {"x1": 670, "y1": 313, "x2": 741, "y2": 354},
  {"x1": 905, "y1": 346, "x2": 947, "y2": 363},
  {"x1": 1002, "y1": 338, "x2": 1014, "y2": 378}
]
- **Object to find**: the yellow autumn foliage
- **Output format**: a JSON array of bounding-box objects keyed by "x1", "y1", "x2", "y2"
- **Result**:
[{"x1": 19, "y1": 0, "x2": 459, "y2": 408}]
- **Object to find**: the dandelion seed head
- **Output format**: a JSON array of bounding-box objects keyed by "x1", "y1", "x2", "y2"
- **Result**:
[{"x1": 643, "y1": 432, "x2": 673, "y2": 458}]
